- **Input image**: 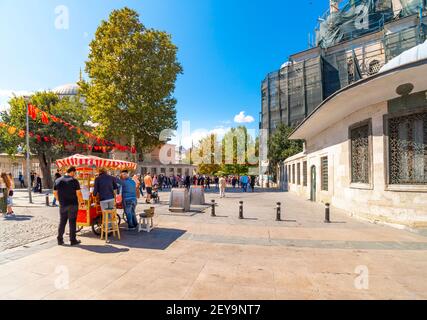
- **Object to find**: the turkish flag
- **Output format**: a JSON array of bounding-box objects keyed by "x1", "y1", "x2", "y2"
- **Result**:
[
  {"x1": 28, "y1": 104, "x2": 37, "y2": 120},
  {"x1": 41, "y1": 112, "x2": 50, "y2": 124}
]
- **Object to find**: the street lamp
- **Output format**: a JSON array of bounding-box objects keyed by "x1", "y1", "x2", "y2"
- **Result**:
[{"x1": 24, "y1": 100, "x2": 33, "y2": 204}]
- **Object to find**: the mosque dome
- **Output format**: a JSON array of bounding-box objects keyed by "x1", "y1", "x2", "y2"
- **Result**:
[{"x1": 52, "y1": 83, "x2": 80, "y2": 96}]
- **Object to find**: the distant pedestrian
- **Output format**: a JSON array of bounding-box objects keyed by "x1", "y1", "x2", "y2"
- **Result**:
[
  {"x1": 0, "y1": 173, "x2": 10, "y2": 216},
  {"x1": 33, "y1": 173, "x2": 43, "y2": 193},
  {"x1": 18, "y1": 172, "x2": 25, "y2": 188},
  {"x1": 52, "y1": 172, "x2": 62, "y2": 206},
  {"x1": 240, "y1": 175, "x2": 249, "y2": 192},
  {"x1": 219, "y1": 176, "x2": 227, "y2": 198},
  {"x1": 144, "y1": 173, "x2": 153, "y2": 203},
  {"x1": 30, "y1": 171, "x2": 35, "y2": 188},
  {"x1": 1, "y1": 173, "x2": 14, "y2": 216},
  {"x1": 185, "y1": 175, "x2": 191, "y2": 189},
  {"x1": 7, "y1": 173, "x2": 14, "y2": 215},
  {"x1": 232, "y1": 176, "x2": 237, "y2": 189},
  {"x1": 53, "y1": 167, "x2": 84, "y2": 246},
  {"x1": 250, "y1": 175, "x2": 256, "y2": 192}
]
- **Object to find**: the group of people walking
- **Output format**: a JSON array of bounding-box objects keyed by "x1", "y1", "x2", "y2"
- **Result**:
[
  {"x1": 16, "y1": 171, "x2": 43, "y2": 193},
  {"x1": 53, "y1": 168, "x2": 149, "y2": 246}
]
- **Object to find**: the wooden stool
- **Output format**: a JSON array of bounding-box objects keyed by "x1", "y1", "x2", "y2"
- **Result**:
[
  {"x1": 138, "y1": 208, "x2": 155, "y2": 233},
  {"x1": 100, "y1": 209, "x2": 121, "y2": 243}
]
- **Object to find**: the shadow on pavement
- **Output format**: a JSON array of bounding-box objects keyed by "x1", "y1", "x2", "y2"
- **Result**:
[
  {"x1": 79, "y1": 228, "x2": 187, "y2": 252},
  {"x1": 73, "y1": 245, "x2": 130, "y2": 254},
  {"x1": 2, "y1": 215, "x2": 34, "y2": 221}
]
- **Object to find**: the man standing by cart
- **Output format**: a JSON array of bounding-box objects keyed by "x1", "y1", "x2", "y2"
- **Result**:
[
  {"x1": 53, "y1": 167, "x2": 84, "y2": 246},
  {"x1": 118, "y1": 170, "x2": 138, "y2": 230},
  {"x1": 93, "y1": 168, "x2": 119, "y2": 211}
]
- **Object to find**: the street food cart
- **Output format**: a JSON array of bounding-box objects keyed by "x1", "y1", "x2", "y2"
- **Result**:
[{"x1": 55, "y1": 154, "x2": 138, "y2": 235}]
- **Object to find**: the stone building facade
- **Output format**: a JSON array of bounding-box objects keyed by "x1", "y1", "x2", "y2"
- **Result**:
[{"x1": 285, "y1": 49, "x2": 427, "y2": 229}]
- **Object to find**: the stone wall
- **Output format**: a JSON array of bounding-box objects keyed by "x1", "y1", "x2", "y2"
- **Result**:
[{"x1": 285, "y1": 101, "x2": 427, "y2": 229}]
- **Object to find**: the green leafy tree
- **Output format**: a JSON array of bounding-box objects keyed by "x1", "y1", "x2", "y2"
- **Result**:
[
  {"x1": 0, "y1": 92, "x2": 89, "y2": 188},
  {"x1": 221, "y1": 126, "x2": 258, "y2": 175},
  {"x1": 267, "y1": 124, "x2": 303, "y2": 173},
  {"x1": 80, "y1": 7, "x2": 183, "y2": 153},
  {"x1": 186, "y1": 127, "x2": 258, "y2": 176},
  {"x1": 187, "y1": 134, "x2": 222, "y2": 175}
]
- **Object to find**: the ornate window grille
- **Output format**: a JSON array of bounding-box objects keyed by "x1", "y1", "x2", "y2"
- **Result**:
[
  {"x1": 389, "y1": 112, "x2": 427, "y2": 185},
  {"x1": 368, "y1": 60, "x2": 381, "y2": 76},
  {"x1": 303, "y1": 161, "x2": 308, "y2": 186},
  {"x1": 351, "y1": 123, "x2": 370, "y2": 184},
  {"x1": 321, "y1": 157, "x2": 329, "y2": 191},
  {"x1": 297, "y1": 163, "x2": 301, "y2": 185}
]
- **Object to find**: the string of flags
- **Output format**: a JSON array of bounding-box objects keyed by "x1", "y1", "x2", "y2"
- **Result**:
[
  {"x1": 0, "y1": 122, "x2": 116, "y2": 153},
  {"x1": 26, "y1": 104, "x2": 136, "y2": 154}
]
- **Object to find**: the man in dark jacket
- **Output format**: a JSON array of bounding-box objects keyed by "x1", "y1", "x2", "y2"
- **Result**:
[
  {"x1": 35, "y1": 174, "x2": 43, "y2": 193},
  {"x1": 93, "y1": 168, "x2": 119, "y2": 211},
  {"x1": 53, "y1": 167, "x2": 84, "y2": 246}
]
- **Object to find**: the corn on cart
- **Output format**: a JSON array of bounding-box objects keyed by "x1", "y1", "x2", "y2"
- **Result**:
[{"x1": 55, "y1": 154, "x2": 138, "y2": 235}]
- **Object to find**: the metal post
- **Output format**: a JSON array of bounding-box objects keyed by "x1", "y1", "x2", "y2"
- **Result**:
[
  {"x1": 45, "y1": 193, "x2": 50, "y2": 207},
  {"x1": 211, "y1": 199, "x2": 216, "y2": 217},
  {"x1": 324, "y1": 203, "x2": 331, "y2": 223},
  {"x1": 276, "y1": 202, "x2": 282, "y2": 221},
  {"x1": 25, "y1": 102, "x2": 33, "y2": 204},
  {"x1": 239, "y1": 201, "x2": 244, "y2": 220}
]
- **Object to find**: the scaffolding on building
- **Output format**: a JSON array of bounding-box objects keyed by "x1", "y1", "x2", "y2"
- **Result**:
[{"x1": 261, "y1": 0, "x2": 426, "y2": 131}]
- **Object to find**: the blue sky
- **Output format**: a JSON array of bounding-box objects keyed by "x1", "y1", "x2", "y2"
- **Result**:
[{"x1": 0, "y1": 0, "x2": 327, "y2": 146}]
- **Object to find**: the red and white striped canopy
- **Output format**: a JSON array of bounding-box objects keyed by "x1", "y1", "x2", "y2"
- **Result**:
[{"x1": 56, "y1": 154, "x2": 137, "y2": 171}]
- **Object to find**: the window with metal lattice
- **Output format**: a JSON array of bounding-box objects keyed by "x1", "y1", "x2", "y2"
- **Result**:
[
  {"x1": 350, "y1": 121, "x2": 371, "y2": 184},
  {"x1": 321, "y1": 157, "x2": 329, "y2": 191},
  {"x1": 388, "y1": 111, "x2": 427, "y2": 185}
]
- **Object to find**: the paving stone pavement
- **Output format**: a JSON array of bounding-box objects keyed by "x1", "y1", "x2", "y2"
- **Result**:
[{"x1": 0, "y1": 188, "x2": 427, "y2": 300}]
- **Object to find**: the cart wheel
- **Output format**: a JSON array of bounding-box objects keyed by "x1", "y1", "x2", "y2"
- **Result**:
[
  {"x1": 76, "y1": 226, "x2": 84, "y2": 233},
  {"x1": 116, "y1": 214, "x2": 122, "y2": 226},
  {"x1": 92, "y1": 216, "x2": 102, "y2": 236}
]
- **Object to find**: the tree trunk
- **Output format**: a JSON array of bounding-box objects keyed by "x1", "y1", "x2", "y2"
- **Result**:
[{"x1": 38, "y1": 152, "x2": 53, "y2": 189}]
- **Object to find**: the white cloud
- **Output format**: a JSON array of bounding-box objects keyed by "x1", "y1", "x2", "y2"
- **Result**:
[
  {"x1": 0, "y1": 89, "x2": 33, "y2": 98},
  {"x1": 172, "y1": 126, "x2": 231, "y2": 149},
  {"x1": 0, "y1": 89, "x2": 34, "y2": 112},
  {"x1": 234, "y1": 111, "x2": 255, "y2": 124}
]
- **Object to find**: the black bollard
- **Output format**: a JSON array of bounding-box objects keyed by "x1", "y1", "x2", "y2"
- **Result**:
[
  {"x1": 45, "y1": 193, "x2": 50, "y2": 207},
  {"x1": 239, "y1": 201, "x2": 244, "y2": 219},
  {"x1": 324, "y1": 203, "x2": 331, "y2": 223},
  {"x1": 211, "y1": 199, "x2": 216, "y2": 217},
  {"x1": 276, "y1": 202, "x2": 282, "y2": 221}
]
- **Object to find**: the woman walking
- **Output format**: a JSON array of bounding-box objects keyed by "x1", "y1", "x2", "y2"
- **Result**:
[{"x1": 1, "y1": 173, "x2": 13, "y2": 217}]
